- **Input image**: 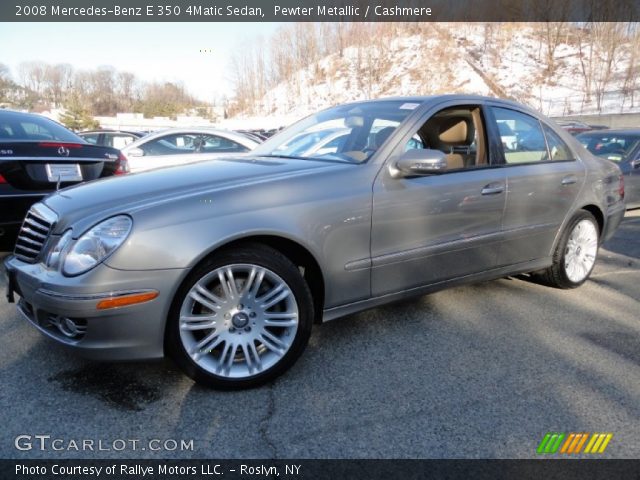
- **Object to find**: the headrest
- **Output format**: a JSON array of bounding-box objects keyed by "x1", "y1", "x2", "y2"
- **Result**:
[
  {"x1": 439, "y1": 118, "x2": 469, "y2": 144},
  {"x1": 374, "y1": 126, "x2": 396, "y2": 148}
]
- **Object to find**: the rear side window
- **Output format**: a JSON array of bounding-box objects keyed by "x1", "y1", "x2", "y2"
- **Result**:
[
  {"x1": 542, "y1": 125, "x2": 574, "y2": 161},
  {"x1": 491, "y1": 107, "x2": 547, "y2": 164},
  {"x1": 105, "y1": 133, "x2": 138, "y2": 149},
  {"x1": 199, "y1": 134, "x2": 249, "y2": 153},
  {"x1": 141, "y1": 134, "x2": 194, "y2": 156},
  {"x1": 81, "y1": 133, "x2": 100, "y2": 144},
  {"x1": 141, "y1": 133, "x2": 249, "y2": 156}
]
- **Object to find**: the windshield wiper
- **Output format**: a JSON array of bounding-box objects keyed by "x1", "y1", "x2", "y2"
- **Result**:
[
  {"x1": 261, "y1": 154, "x2": 354, "y2": 164},
  {"x1": 261, "y1": 154, "x2": 309, "y2": 160}
]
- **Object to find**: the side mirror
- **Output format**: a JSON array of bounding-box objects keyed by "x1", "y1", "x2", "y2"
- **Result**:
[
  {"x1": 631, "y1": 158, "x2": 640, "y2": 169},
  {"x1": 126, "y1": 147, "x2": 144, "y2": 157},
  {"x1": 391, "y1": 149, "x2": 448, "y2": 178}
]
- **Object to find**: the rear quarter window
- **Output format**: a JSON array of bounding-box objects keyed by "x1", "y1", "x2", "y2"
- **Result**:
[{"x1": 0, "y1": 113, "x2": 82, "y2": 142}]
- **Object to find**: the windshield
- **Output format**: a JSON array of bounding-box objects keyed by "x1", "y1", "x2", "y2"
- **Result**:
[
  {"x1": 577, "y1": 132, "x2": 640, "y2": 162},
  {"x1": 252, "y1": 100, "x2": 422, "y2": 163}
]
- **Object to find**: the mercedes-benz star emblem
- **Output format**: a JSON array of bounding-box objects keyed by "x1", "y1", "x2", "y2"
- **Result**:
[{"x1": 57, "y1": 146, "x2": 70, "y2": 157}]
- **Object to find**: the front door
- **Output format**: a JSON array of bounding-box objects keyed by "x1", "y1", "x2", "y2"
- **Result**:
[{"x1": 371, "y1": 104, "x2": 506, "y2": 296}]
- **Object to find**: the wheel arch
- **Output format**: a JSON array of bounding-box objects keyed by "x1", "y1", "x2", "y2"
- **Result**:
[
  {"x1": 174, "y1": 234, "x2": 326, "y2": 326},
  {"x1": 548, "y1": 203, "x2": 604, "y2": 260},
  {"x1": 580, "y1": 204, "x2": 604, "y2": 235}
]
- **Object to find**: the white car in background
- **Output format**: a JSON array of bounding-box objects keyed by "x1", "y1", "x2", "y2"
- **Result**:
[{"x1": 120, "y1": 128, "x2": 259, "y2": 172}]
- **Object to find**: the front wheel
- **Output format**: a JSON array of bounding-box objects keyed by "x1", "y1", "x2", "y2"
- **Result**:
[
  {"x1": 535, "y1": 210, "x2": 600, "y2": 289},
  {"x1": 166, "y1": 244, "x2": 314, "y2": 389}
]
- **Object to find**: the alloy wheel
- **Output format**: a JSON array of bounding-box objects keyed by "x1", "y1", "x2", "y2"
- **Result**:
[{"x1": 178, "y1": 263, "x2": 299, "y2": 379}]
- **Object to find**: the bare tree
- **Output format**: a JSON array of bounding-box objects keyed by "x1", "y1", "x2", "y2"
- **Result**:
[
  {"x1": 18, "y1": 61, "x2": 46, "y2": 96},
  {"x1": 42, "y1": 63, "x2": 73, "y2": 107},
  {"x1": 622, "y1": 23, "x2": 640, "y2": 108}
]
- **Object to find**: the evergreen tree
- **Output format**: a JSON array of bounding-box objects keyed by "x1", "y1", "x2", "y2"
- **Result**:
[{"x1": 59, "y1": 95, "x2": 99, "y2": 131}]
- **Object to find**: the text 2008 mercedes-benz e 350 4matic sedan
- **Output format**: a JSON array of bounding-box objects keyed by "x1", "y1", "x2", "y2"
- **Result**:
[{"x1": 4, "y1": 96, "x2": 626, "y2": 389}]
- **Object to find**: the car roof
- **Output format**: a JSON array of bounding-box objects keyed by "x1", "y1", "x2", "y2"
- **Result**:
[
  {"x1": 577, "y1": 129, "x2": 640, "y2": 136},
  {"x1": 0, "y1": 109, "x2": 53, "y2": 121},
  {"x1": 327, "y1": 95, "x2": 545, "y2": 117},
  {"x1": 123, "y1": 126, "x2": 259, "y2": 149},
  {"x1": 79, "y1": 129, "x2": 144, "y2": 135}
]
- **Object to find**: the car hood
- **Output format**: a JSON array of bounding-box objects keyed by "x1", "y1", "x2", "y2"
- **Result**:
[{"x1": 43, "y1": 156, "x2": 346, "y2": 233}]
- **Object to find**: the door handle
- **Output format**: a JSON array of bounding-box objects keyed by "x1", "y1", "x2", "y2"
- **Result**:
[
  {"x1": 481, "y1": 183, "x2": 504, "y2": 195},
  {"x1": 561, "y1": 175, "x2": 577, "y2": 185}
]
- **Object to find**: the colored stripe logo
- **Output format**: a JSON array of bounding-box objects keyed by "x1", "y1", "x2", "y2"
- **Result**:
[{"x1": 537, "y1": 433, "x2": 613, "y2": 454}]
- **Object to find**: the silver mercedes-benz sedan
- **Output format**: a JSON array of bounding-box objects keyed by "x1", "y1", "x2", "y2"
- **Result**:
[{"x1": 4, "y1": 96, "x2": 626, "y2": 389}]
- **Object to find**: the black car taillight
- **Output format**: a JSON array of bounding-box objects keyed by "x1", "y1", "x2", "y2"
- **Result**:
[
  {"x1": 115, "y1": 153, "x2": 130, "y2": 175},
  {"x1": 0, "y1": 173, "x2": 6, "y2": 184}
]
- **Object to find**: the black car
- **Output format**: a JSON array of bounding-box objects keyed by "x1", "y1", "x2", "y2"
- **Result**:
[
  {"x1": 0, "y1": 110, "x2": 128, "y2": 251},
  {"x1": 234, "y1": 129, "x2": 267, "y2": 143},
  {"x1": 576, "y1": 129, "x2": 640, "y2": 208},
  {"x1": 77, "y1": 129, "x2": 146, "y2": 148},
  {"x1": 556, "y1": 120, "x2": 608, "y2": 136}
]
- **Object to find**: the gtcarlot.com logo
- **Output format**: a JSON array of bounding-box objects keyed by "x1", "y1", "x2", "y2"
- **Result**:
[
  {"x1": 537, "y1": 432, "x2": 613, "y2": 455},
  {"x1": 14, "y1": 435, "x2": 194, "y2": 452}
]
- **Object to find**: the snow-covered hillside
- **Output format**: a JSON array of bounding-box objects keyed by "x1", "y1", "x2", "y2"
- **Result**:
[{"x1": 225, "y1": 23, "x2": 638, "y2": 128}]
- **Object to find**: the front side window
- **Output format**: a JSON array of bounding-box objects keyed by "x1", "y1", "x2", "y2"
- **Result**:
[
  {"x1": 403, "y1": 105, "x2": 488, "y2": 170},
  {"x1": 492, "y1": 107, "x2": 548, "y2": 164},
  {"x1": 251, "y1": 100, "x2": 419, "y2": 163}
]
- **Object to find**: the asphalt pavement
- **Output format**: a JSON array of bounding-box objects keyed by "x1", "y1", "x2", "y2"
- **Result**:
[{"x1": 1, "y1": 211, "x2": 639, "y2": 459}]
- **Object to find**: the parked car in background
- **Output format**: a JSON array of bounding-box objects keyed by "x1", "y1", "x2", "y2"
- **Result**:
[
  {"x1": 4, "y1": 96, "x2": 625, "y2": 389},
  {"x1": 577, "y1": 129, "x2": 640, "y2": 208},
  {"x1": 78, "y1": 129, "x2": 146, "y2": 149},
  {"x1": 234, "y1": 130, "x2": 268, "y2": 142},
  {"x1": 0, "y1": 110, "x2": 126, "y2": 252},
  {"x1": 557, "y1": 120, "x2": 608, "y2": 136},
  {"x1": 120, "y1": 128, "x2": 259, "y2": 172}
]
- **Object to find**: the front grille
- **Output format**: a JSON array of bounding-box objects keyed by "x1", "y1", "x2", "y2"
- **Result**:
[{"x1": 14, "y1": 203, "x2": 57, "y2": 262}]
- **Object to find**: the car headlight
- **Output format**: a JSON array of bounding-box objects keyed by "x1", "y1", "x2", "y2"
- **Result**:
[
  {"x1": 62, "y1": 215, "x2": 132, "y2": 276},
  {"x1": 46, "y1": 229, "x2": 73, "y2": 269}
]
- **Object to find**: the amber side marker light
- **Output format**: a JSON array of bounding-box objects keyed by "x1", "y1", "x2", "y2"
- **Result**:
[{"x1": 96, "y1": 291, "x2": 159, "y2": 310}]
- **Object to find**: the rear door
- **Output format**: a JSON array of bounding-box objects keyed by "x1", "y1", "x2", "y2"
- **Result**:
[{"x1": 486, "y1": 106, "x2": 585, "y2": 266}]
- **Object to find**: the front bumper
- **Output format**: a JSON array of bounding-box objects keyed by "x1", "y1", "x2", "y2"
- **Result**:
[{"x1": 4, "y1": 255, "x2": 186, "y2": 361}]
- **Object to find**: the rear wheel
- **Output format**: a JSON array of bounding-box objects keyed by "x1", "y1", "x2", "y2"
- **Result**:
[
  {"x1": 535, "y1": 210, "x2": 599, "y2": 289},
  {"x1": 166, "y1": 244, "x2": 314, "y2": 389}
]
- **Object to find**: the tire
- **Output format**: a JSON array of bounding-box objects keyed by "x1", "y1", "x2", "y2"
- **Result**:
[
  {"x1": 534, "y1": 210, "x2": 600, "y2": 289},
  {"x1": 166, "y1": 243, "x2": 314, "y2": 389}
]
